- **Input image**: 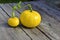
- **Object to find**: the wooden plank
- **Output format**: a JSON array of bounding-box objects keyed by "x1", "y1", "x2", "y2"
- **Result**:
[
  {"x1": 24, "y1": 2, "x2": 60, "y2": 40},
  {"x1": 39, "y1": 11, "x2": 60, "y2": 40},
  {"x1": 8, "y1": 1, "x2": 59, "y2": 39},
  {"x1": 24, "y1": 1, "x2": 60, "y2": 22},
  {"x1": 9, "y1": 3, "x2": 49, "y2": 40},
  {"x1": 0, "y1": 13, "x2": 5, "y2": 24},
  {"x1": 37, "y1": 1, "x2": 60, "y2": 15},
  {"x1": 0, "y1": 4, "x2": 31, "y2": 40},
  {"x1": 0, "y1": 4, "x2": 20, "y2": 17},
  {"x1": 0, "y1": 8, "x2": 9, "y2": 24},
  {"x1": 0, "y1": 24, "x2": 31, "y2": 40},
  {"x1": 38, "y1": 0, "x2": 60, "y2": 11},
  {"x1": 9, "y1": 3, "x2": 28, "y2": 13}
]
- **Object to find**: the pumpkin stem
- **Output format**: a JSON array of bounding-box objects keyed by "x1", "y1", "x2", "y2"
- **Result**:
[
  {"x1": 13, "y1": 1, "x2": 22, "y2": 10},
  {"x1": 17, "y1": 1, "x2": 22, "y2": 9},
  {"x1": 12, "y1": 10, "x2": 15, "y2": 18},
  {"x1": 21, "y1": 4, "x2": 32, "y2": 12},
  {"x1": 12, "y1": 1, "x2": 32, "y2": 17},
  {"x1": 11, "y1": 1, "x2": 22, "y2": 17},
  {"x1": 13, "y1": 1, "x2": 32, "y2": 12},
  {"x1": 27, "y1": 4, "x2": 32, "y2": 12}
]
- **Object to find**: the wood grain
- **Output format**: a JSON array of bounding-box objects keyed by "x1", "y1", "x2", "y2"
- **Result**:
[
  {"x1": 0, "y1": 4, "x2": 31, "y2": 40},
  {"x1": 24, "y1": 1, "x2": 60, "y2": 22},
  {"x1": 5, "y1": 3, "x2": 49, "y2": 40},
  {"x1": 0, "y1": 1, "x2": 60, "y2": 40},
  {"x1": 24, "y1": 1, "x2": 60, "y2": 40}
]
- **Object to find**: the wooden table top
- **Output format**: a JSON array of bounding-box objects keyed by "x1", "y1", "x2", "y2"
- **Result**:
[{"x1": 0, "y1": 1, "x2": 60, "y2": 40}]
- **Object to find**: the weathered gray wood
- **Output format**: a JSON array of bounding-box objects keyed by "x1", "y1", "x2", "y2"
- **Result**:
[
  {"x1": 0, "y1": 24, "x2": 31, "y2": 40},
  {"x1": 39, "y1": 11, "x2": 60, "y2": 40},
  {"x1": 8, "y1": 3, "x2": 49, "y2": 40},
  {"x1": 24, "y1": 1, "x2": 60, "y2": 40},
  {"x1": 0, "y1": 4, "x2": 31, "y2": 40},
  {"x1": 0, "y1": 4, "x2": 19, "y2": 17},
  {"x1": 0, "y1": 8, "x2": 9, "y2": 24},
  {"x1": 24, "y1": 1, "x2": 60, "y2": 22},
  {"x1": 38, "y1": 0, "x2": 60, "y2": 10},
  {"x1": 0, "y1": 1, "x2": 60, "y2": 40}
]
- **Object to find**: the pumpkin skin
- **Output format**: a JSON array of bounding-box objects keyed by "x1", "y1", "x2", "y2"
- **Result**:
[
  {"x1": 20, "y1": 10, "x2": 41, "y2": 28},
  {"x1": 8, "y1": 17, "x2": 19, "y2": 27}
]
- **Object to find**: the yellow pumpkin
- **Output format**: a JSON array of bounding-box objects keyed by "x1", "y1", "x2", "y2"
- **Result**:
[
  {"x1": 20, "y1": 10, "x2": 41, "y2": 28},
  {"x1": 8, "y1": 17, "x2": 19, "y2": 27}
]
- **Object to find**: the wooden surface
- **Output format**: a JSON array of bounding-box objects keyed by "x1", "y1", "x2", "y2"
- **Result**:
[{"x1": 0, "y1": 1, "x2": 60, "y2": 40}]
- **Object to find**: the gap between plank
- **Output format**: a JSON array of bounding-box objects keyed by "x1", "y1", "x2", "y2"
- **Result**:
[
  {"x1": 36, "y1": 27, "x2": 52, "y2": 40},
  {"x1": 23, "y1": 2, "x2": 52, "y2": 40},
  {"x1": 0, "y1": 5, "x2": 33, "y2": 40},
  {"x1": 9, "y1": 3, "x2": 51, "y2": 40}
]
